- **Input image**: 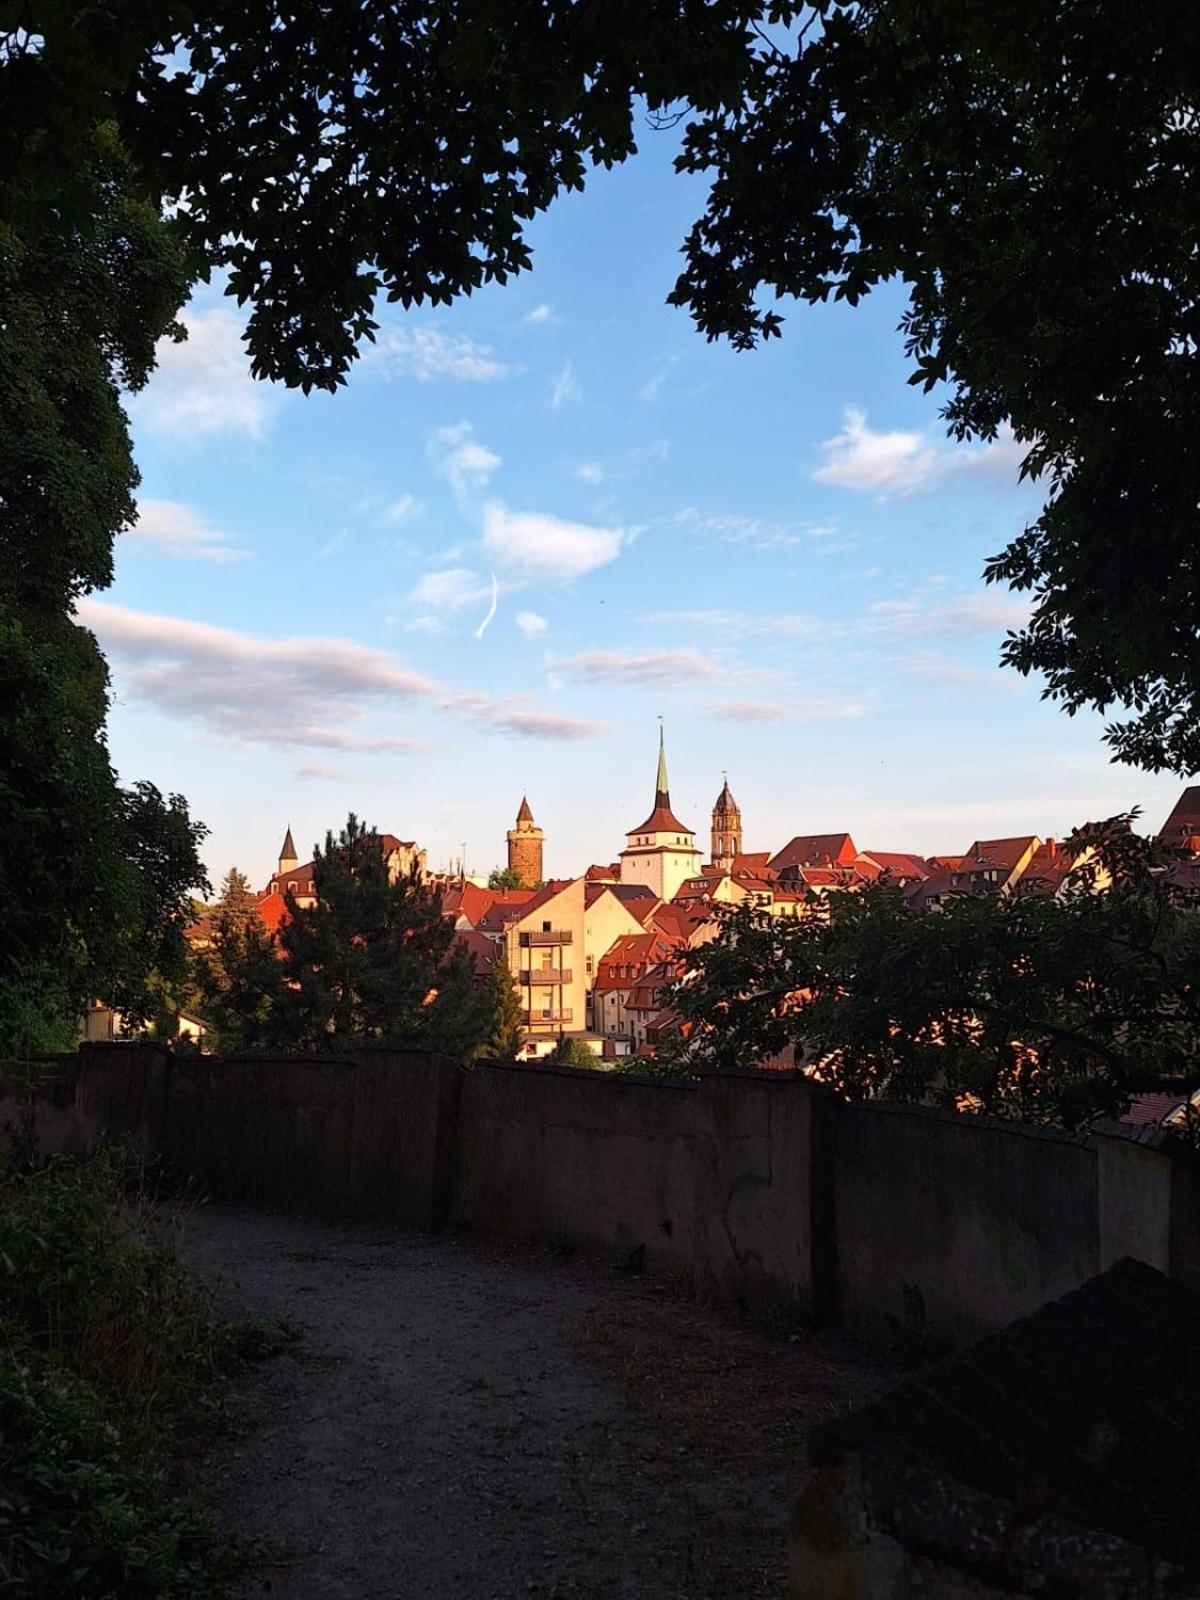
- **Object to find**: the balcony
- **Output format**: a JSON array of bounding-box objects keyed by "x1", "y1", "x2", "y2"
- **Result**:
[
  {"x1": 520, "y1": 929, "x2": 573, "y2": 947},
  {"x1": 523, "y1": 1009, "x2": 573, "y2": 1026},
  {"x1": 521, "y1": 969, "x2": 573, "y2": 986}
]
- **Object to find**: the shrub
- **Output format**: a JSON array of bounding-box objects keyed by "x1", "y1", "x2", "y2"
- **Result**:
[{"x1": 0, "y1": 1151, "x2": 280, "y2": 1596}]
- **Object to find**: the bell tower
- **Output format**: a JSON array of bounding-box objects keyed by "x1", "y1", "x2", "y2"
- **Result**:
[
  {"x1": 507, "y1": 796, "x2": 544, "y2": 887},
  {"x1": 711, "y1": 776, "x2": 742, "y2": 870}
]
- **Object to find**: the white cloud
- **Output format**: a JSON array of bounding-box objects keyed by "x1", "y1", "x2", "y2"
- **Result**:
[
  {"x1": 707, "y1": 698, "x2": 867, "y2": 723},
  {"x1": 79, "y1": 599, "x2": 602, "y2": 748},
  {"x1": 551, "y1": 359, "x2": 581, "y2": 409},
  {"x1": 430, "y1": 423, "x2": 502, "y2": 503},
  {"x1": 484, "y1": 708, "x2": 602, "y2": 741},
  {"x1": 524, "y1": 304, "x2": 555, "y2": 326},
  {"x1": 550, "y1": 649, "x2": 721, "y2": 689},
  {"x1": 384, "y1": 494, "x2": 422, "y2": 525},
  {"x1": 516, "y1": 611, "x2": 549, "y2": 639},
  {"x1": 125, "y1": 498, "x2": 248, "y2": 564},
  {"x1": 482, "y1": 504, "x2": 625, "y2": 583},
  {"x1": 366, "y1": 325, "x2": 512, "y2": 382},
  {"x1": 814, "y1": 408, "x2": 1028, "y2": 498},
  {"x1": 640, "y1": 352, "x2": 679, "y2": 404},
  {"x1": 129, "y1": 307, "x2": 279, "y2": 442},
  {"x1": 674, "y1": 507, "x2": 846, "y2": 552},
  {"x1": 294, "y1": 762, "x2": 355, "y2": 782},
  {"x1": 813, "y1": 406, "x2": 941, "y2": 495},
  {"x1": 575, "y1": 463, "x2": 605, "y2": 485},
  {"x1": 410, "y1": 567, "x2": 491, "y2": 614}
]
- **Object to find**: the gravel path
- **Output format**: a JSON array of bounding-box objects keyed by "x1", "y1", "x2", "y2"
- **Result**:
[{"x1": 179, "y1": 1206, "x2": 902, "y2": 1600}]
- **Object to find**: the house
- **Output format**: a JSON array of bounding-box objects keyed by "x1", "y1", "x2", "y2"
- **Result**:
[
  {"x1": 502, "y1": 877, "x2": 649, "y2": 1043},
  {"x1": 1159, "y1": 785, "x2": 1200, "y2": 853},
  {"x1": 592, "y1": 930, "x2": 679, "y2": 1039}
]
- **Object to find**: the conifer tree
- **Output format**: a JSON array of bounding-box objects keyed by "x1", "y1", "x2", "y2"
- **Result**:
[
  {"x1": 193, "y1": 869, "x2": 284, "y2": 1053},
  {"x1": 484, "y1": 954, "x2": 525, "y2": 1061},
  {"x1": 273, "y1": 815, "x2": 490, "y2": 1058}
]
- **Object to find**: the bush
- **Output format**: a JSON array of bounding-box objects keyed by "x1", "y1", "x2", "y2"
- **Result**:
[{"x1": 0, "y1": 1151, "x2": 279, "y2": 1597}]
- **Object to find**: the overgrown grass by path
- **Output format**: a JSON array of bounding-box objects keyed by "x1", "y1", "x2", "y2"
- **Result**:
[{"x1": 0, "y1": 1149, "x2": 290, "y2": 1598}]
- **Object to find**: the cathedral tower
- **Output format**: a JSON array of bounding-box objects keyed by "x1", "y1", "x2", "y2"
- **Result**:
[
  {"x1": 507, "y1": 796, "x2": 544, "y2": 887},
  {"x1": 711, "y1": 777, "x2": 742, "y2": 870}
]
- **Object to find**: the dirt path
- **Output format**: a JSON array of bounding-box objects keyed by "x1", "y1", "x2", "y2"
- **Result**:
[{"x1": 180, "y1": 1207, "x2": 902, "y2": 1600}]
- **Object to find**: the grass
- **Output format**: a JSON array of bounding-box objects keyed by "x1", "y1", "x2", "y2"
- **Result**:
[{"x1": 0, "y1": 1146, "x2": 292, "y2": 1598}]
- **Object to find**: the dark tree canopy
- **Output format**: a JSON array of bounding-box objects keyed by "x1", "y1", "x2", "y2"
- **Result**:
[
  {"x1": 3, "y1": 3, "x2": 1199, "y2": 1044},
  {"x1": 669, "y1": 819, "x2": 1200, "y2": 1128},
  {"x1": 271, "y1": 816, "x2": 492, "y2": 1055},
  {"x1": 6, "y1": 1, "x2": 1197, "y2": 769}
]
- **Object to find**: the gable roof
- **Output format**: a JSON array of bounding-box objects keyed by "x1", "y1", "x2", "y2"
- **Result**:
[
  {"x1": 1159, "y1": 785, "x2": 1200, "y2": 847},
  {"x1": 770, "y1": 833, "x2": 859, "y2": 871}
]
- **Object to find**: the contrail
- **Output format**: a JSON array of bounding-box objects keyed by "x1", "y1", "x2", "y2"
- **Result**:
[{"x1": 475, "y1": 571, "x2": 499, "y2": 639}]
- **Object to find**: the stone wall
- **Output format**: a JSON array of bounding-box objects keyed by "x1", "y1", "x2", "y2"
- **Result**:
[{"x1": 2, "y1": 1044, "x2": 1197, "y2": 1342}]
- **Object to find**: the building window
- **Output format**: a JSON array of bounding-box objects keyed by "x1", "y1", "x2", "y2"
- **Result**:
[
  {"x1": 586, "y1": 955, "x2": 594, "y2": 975},
  {"x1": 542, "y1": 920, "x2": 551, "y2": 932}
]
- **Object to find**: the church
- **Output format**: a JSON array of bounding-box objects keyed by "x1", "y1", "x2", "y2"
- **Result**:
[{"x1": 618, "y1": 730, "x2": 705, "y2": 902}]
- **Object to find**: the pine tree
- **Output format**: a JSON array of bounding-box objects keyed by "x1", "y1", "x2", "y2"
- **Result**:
[
  {"x1": 193, "y1": 868, "x2": 284, "y2": 1052},
  {"x1": 484, "y1": 955, "x2": 524, "y2": 1061},
  {"x1": 273, "y1": 815, "x2": 491, "y2": 1059}
]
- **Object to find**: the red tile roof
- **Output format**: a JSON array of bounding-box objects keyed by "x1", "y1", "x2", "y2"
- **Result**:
[
  {"x1": 454, "y1": 927, "x2": 500, "y2": 976},
  {"x1": 1159, "y1": 786, "x2": 1200, "y2": 850},
  {"x1": 770, "y1": 833, "x2": 859, "y2": 871}
]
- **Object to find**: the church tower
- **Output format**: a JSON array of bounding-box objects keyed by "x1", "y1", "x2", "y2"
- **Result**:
[
  {"x1": 711, "y1": 777, "x2": 742, "y2": 870},
  {"x1": 507, "y1": 796, "x2": 544, "y2": 887},
  {"x1": 277, "y1": 825, "x2": 299, "y2": 877},
  {"x1": 619, "y1": 728, "x2": 702, "y2": 902}
]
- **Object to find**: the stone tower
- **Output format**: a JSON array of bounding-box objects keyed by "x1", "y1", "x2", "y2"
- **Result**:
[
  {"x1": 277, "y1": 824, "x2": 299, "y2": 877},
  {"x1": 507, "y1": 796, "x2": 544, "y2": 887},
  {"x1": 711, "y1": 777, "x2": 742, "y2": 870}
]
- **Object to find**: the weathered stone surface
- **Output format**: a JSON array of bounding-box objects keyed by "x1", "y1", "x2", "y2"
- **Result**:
[{"x1": 797, "y1": 1260, "x2": 1200, "y2": 1596}]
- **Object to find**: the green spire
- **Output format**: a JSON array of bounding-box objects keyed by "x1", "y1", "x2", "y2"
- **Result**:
[{"x1": 655, "y1": 724, "x2": 669, "y2": 802}]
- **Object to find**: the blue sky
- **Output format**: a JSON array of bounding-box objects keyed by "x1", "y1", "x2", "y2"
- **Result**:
[{"x1": 83, "y1": 128, "x2": 1186, "y2": 889}]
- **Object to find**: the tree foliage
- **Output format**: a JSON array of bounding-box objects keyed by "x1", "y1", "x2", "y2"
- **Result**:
[
  {"x1": 7, "y1": 5, "x2": 1199, "y2": 769},
  {"x1": 4, "y1": 3, "x2": 1200, "y2": 1044},
  {"x1": 487, "y1": 867, "x2": 527, "y2": 892},
  {"x1": 670, "y1": 822, "x2": 1200, "y2": 1128},
  {"x1": 484, "y1": 954, "x2": 524, "y2": 1061},
  {"x1": 270, "y1": 816, "x2": 492, "y2": 1055},
  {"x1": 192, "y1": 870, "x2": 284, "y2": 1053}
]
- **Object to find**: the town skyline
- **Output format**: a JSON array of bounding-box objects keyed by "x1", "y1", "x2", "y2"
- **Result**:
[{"x1": 89, "y1": 130, "x2": 1189, "y2": 886}]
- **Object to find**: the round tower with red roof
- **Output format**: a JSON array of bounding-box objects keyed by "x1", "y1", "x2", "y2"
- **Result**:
[{"x1": 506, "y1": 796, "x2": 544, "y2": 887}]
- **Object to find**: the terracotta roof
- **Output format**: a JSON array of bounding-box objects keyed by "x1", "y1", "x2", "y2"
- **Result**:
[
  {"x1": 862, "y1": 851, "x2": 933, "y2": 881},
  {"x1": 256, "y1": 890, "x2": 289, "y2": 936},
  {"x1": 584, "y1": 863, "x2": 621, "y2": 881},
  {"x1": 1122, "y1": 1091, "x2": 1191, "y2": 1127},
  {"x1": 770, "y1": 833, "x2": 859, "y2": 871},
  {"x1": 626, "y1": 801, "x2": 694, "y2": 838},
  {"x1": 965, "y1": 835, "x2": 1038, "y2": 871},
  {"x1": 476, "y1": 888, "x2": 541, "y2": 935},
  {"x1": 1159, "y1": 785, "x2": 1200, "y2": 848},
  {"x1": 454, "y1": 927, "x2": 499, "y2": 976},
  {"x1": 441, "y1": 881, "x2": 497, "y2": 926},
  {"x1": 731, "y1": 851, "x2": 774, "y2": 876},
  {"x1": 1016, "y1": 839, "x2": 1074, "y2": 894}
]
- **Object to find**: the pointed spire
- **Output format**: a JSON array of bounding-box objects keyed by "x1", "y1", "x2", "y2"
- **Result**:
[
  {"x1": 516, "y1": 794, "x2": 534, "y2": 825},
  {"x1": 655, "y1": 723, "x2": 670, "y2": 804},
  {"x1": 281, "y1": 825, "x2": 296, "y2": 860}
]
